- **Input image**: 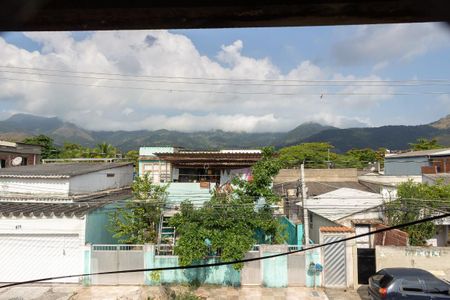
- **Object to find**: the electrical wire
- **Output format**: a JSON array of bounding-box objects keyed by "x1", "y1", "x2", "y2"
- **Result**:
[
  {"x1": 1, "y1": 76, "x2": 450, "y2": 96},
  {"x1": 2, "y1": 68, "x2": 450, "y2": 87},
  {"x1": 1, "y1": 65, "x2": 450, "y2": 84},
  {"x1": 1, "y1": 211, "x2": 449, "y2": 289}
]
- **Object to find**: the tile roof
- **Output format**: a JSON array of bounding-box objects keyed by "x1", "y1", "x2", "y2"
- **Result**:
[
  {"x1": 0, "y1": 162, "x2": 133, "y2": 178},
  {"x1": 0, "y1": 190, "x2": 131, "y2": 218},
  {"x1": 320, "y1": 226, "x2": 354, "y2": 233},
  {"x1": 0, "y1": 201, "x2": 106, "y2": 218}
]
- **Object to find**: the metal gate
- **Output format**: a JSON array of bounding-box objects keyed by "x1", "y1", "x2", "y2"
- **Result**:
[
  {"x1": 241, "y1": 251, "x2": 261, "y2": 285},
  {"x1": 287, "y1": 251, "x2": 306, "y2": 286},
  {"x1": 323, "y1": 235, "x2": 346, "y2": 287},
  {"x1": 357, "y1": 248, "x2": 376, "y2": 284},
  {"x1": 91, "y1": 245, "x2": 144, "y2": 285}
]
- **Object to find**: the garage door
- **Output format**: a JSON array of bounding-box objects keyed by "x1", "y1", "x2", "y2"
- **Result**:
[{"x1": 0, "y1": 234, "x2": 83, "y2": 283}]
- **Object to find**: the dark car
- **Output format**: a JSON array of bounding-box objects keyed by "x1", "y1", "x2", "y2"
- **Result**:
[{"x1": 368, "y1": 268, "x2": 450, "y2": 300}]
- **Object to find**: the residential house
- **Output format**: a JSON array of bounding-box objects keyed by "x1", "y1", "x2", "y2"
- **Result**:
[
  {"x1": 422, "y1": 173, "x2": 450, "y2": 247},
  {"x1": 300, "y1": 188, "x2": 385, "y2": 247},
  {"x1": 359, "y1": 148, "x2": 450, "y2": 198},
  {"x1": 139, "y1": 146, "x2": 261, "y2": 208},
  {"x1": 139, "y1": 146, "x2": 262, "y2": 254},
  {"x1": 0, "y1": 162, "x2": 133, "y2": 283},
  {"x1": 0, "y1": 140, "x2": 42, "y2": 168}
]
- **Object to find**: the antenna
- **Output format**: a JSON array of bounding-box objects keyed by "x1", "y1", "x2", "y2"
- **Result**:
[{"x1": 11, "y1": 156, "x2": 23, "y2": 166}]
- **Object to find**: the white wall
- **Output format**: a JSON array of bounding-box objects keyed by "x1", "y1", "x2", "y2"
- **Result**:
[
  {"x1": 0, "y1": 178, "x2": 70, "y2": 196},
  {"x1": 376, "y1": 246, "x2": 450, "y2": 280},
  {"x1": 0, "y1": 216, "x2": 86, "y2": 242},
  {"x1": 69, "y1": 165, "x2": 133, "y2": 195}
]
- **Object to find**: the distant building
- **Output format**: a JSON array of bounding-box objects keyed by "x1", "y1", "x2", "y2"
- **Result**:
[
  {"x1": 384, "y1": 148, "x2": 450, "y2": 176},
  {"x1": 0, "y1": 140, "x2": 42, "y2": 168}
]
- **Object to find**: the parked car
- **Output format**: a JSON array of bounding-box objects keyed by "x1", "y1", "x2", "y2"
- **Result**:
[{"x1": 368, "y1": 268, "x2": 450, "y2": 300}]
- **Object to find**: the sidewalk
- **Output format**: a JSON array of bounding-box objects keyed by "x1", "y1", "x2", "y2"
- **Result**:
[{"x1": 0, "y1": 284, "x2": 329, "y2": 300}]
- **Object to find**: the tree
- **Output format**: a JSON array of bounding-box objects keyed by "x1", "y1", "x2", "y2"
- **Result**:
[
  {"x1": 169, "y1": 147, "x2": 284, "y2": 270},
  {"x1": 278, "y1": 142, "x2": 334, "y2": 168},
  {"x1": 93, "y1": 142, "x2": 118, "y2": 158},
  {"x1": 22, "y1": 134, "x2": 59, "y2": 159},
  {"x1": 59, "y1": 142, "x2": 88, "y2": 158},
  {"x1": 109, "y1": 173, "x2": 169, "y2": 244},
  {"x1": 409, "y1": 138, "x2": 444, "y2": 151},
  {"x1": 125, "y1": 150, "x2": 139, "y2": 173},
  {"x1": 386, "y1": 180, "x2": 450, "y2": 246}
]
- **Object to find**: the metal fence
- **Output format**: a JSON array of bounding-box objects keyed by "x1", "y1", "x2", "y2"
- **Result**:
[{"x1": 91, "y1": 244, "x2": 145, "y2": 285}]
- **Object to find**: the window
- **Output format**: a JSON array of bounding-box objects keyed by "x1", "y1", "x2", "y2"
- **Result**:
[
  {"x1": 401, "y1": 279, "x2": 424, "y2": 292},
  {"x1": 106, "y1": 173, "x2": 115, "y2": 177}
]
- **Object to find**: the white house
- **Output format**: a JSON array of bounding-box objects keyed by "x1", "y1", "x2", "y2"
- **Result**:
[
  {"x1": 0, "y1": 162, "x2": 133, "y2": 201},
  {"x1": 301, "y1": 188, "x2": 385, "y2": 248},
  {"x1": 0, "y1": 163, "x2": 134, "y2": 283}
]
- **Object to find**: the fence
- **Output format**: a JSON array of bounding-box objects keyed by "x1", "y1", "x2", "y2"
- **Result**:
[
  {"x1": 87, "y1": 244, "x2": 323, "y2": 287},
  {"x1": 90, "y1": 244, "x2": 145, "y2": 285}
]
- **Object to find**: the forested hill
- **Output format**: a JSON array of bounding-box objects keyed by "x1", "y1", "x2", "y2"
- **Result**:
[{"x1": 0, "y1": 113, "x2": 449, "y2": 152}]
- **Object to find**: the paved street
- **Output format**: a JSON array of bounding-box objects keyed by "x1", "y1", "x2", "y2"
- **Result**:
[
  {"x1": 325, "y1": 286, "x2": 369, "y2": 300},
  {"x1": 0, "y1": 284, "x2": 330, "y2": 300}
]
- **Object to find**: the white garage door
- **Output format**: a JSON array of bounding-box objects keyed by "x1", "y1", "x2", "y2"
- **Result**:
[{"x1": 0, "y1": 234, "x2": 83, "y2": 283}]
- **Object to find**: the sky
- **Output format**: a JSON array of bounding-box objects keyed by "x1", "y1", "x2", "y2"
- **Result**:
[{"x1": 0, "y1": 23, "x2": 450, "y2": 132}]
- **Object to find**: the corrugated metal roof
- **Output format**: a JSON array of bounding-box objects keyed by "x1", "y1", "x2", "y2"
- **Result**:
[
  {"x1": 0, "y1": 162, "x2": 132, "y2": 178},
  {"x1": 385, "y1": 148, "x2": 450, "y2": 158},
  {"x1": 306, "y1": 188, "x2": 383, "y2": 222},
  {"x1": 273, "y1": 181, "x2": 375, "y2": 196}
]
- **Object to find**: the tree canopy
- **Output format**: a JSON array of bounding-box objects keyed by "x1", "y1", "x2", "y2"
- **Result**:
[
  {"x1": 109, "y1": 173, "x2": 169, "y2": 244},
  {"x1": 22, "y1": 134, "x2": 59, "y2": 159},
  {"x1": 169, "y1": 147, "x2": 284, "y2": 270},
  {"x1": 409, "y1": 138, "x2": 444, "y2": 151},
  {"x1": 386, "y1": 180, "x2": 450, "y2": 246}
]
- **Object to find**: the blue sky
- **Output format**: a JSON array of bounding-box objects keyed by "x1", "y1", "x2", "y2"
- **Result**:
[{"x1": 0, "y1": 23, "x2": 449, "y2": 132}]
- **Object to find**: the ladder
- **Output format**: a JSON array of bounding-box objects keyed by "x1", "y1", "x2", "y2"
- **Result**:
[{"x1": 157, "y1": 215, "x2": 176, "y2": 255}]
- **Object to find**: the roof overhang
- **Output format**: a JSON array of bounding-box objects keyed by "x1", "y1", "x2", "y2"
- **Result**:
[
  {"x1": 1, "y1": 1, "x2": 450, "y2": 31},
  {"x1": 154, "y1": 152, "x2": 261, "y2": 168}
]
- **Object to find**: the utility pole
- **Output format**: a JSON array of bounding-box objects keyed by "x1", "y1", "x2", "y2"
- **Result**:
[{"x1": 301, "y1": 163, "x2": 309, "y2": 246}]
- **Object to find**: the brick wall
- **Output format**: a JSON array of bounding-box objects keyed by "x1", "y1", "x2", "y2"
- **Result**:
[{"x1": 374, "y1": 224, "x2": 408, "y2": 246}]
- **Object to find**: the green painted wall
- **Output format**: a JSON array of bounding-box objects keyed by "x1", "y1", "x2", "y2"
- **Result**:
[
  {"x1": 147, "y1": 256, "x2": 240, "y2": 286},
  {"x1": 85, "y1": 203, "x2": 123, "y2": 244},
  {"x1": 279, "y1": 216, "x2": 297, "y2": 245},
  {"x1": 262, "y1": 251, "x2": 288, "y2": 287}
]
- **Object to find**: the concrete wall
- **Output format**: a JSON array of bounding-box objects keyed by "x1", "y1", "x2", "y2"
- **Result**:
[
  {"x1": 0, "y1": 216, "x2": 86, "y2": 240},
  {"x1": 0, "y1": 177, "x2": 70, "y2": 196},
  {"x1": 384, "y1": 157, "x2": 429, "y2": 176},
  {"x1": 309, "y1": 212, "x2": 337, "y2": 244},
  {"x1": 376, "y1": 246, "x2": 450, "y2": 280},
  {"x1": 69, "y1": 165, "x2": 133, "y2": 195},
  {"x1": 274, "y1": 168, "x2": 358, "y2": 184}
]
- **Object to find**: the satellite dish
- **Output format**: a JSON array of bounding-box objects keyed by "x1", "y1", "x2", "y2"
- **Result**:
[{"x1": 11, "y1": 156, "x2": 23, "y2": 166}]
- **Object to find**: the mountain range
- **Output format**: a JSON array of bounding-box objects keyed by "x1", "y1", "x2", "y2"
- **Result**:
[{"x1": 0, "y1": 113, "x2": 449, "y2": 152}]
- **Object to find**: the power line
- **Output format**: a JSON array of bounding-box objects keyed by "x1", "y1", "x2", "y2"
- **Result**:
[
  {"x1": 2, "y1": 68, "x2": 450, "y2": 87},
  {"x1": 1, "y1": 75, "x2": 450, "y2": 96},
  {"x1": 1, "y1": 211, "x2": 449, "y2": 289},
  {"x1": 1, "y1": 65, "x2": 450, "y2": 84}
]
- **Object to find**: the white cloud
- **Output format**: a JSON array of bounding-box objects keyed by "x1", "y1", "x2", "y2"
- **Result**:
[
  {"x1": 333, "y1": 23, "x2": 450, "y2": 67},
  {"x1": 0, "y1": 30, "x2": 400, "y2": 132}
]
